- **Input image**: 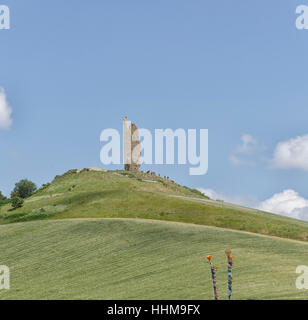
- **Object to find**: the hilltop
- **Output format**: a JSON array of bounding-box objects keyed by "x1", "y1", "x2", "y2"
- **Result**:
[{"x1": 1, "y1": 169, "x2": 308, "y2": 242}]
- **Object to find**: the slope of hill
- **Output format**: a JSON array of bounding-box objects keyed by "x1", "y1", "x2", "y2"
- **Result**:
[
  {"x1": 0, "y1": 218, "x2": 307, "y2": 300},
  {"x1": 1, "y1": 169, "x2": 308, "y2": 241}
]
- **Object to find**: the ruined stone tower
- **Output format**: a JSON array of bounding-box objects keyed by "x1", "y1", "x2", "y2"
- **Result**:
[{"x1": 123, "y1": 117, "x2": 141, "y2": 172}]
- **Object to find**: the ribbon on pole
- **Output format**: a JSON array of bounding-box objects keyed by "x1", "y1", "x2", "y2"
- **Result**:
[
  {"x1": 225, "y1": 249, "x2": 233, "y2": 300},
  {"x1": 206, "y1": 255, "x2": 219, "y2": 300}
]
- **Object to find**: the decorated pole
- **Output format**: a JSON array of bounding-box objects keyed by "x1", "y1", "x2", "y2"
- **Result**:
[
  {"x1": 225, "y1": 249, "x2": 233, "y2": 300},
  {"x1": 206, "y1": 255, "x2": 219, "y2": 300}
]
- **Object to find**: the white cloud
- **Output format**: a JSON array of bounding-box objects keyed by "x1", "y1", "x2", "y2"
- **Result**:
[
  {"x1": 236, "y1": 134, "x2": 257, "y2": 154},
  {"x1": 229, "y1": 134, "x2": 259, "y2": 166},
  {"x1": 199, "y1": 188, "x2": 308, "y2": 222},
  {"x1": 259, "y1": 189, "x2": 308, "y2": 221},
  {"x1": 198, "y1": 188, "x2": 259, "y2": 208},
  {"x1": 0, "y1": 88, "x2": 12, "y2": 130},
  {"x1": 271, "y1": 135, "x2": 308, "y2": 171}
]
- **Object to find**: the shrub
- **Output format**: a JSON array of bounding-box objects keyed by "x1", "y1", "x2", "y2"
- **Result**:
[
  {"x1": 0, "y1": 190, "x2": 6, "y2": 202},
  {"x1": 0, "y1": 191, "x2": 7, "y2": 206},
  {"x1": 11, "y1": 179, "x2": 37, "y2": 199},
  {"x1": 11, "y1": 197, "x2": 24, "y2": 209},
  {"x1": 34, "y1": 183, "x2": 51, "y2": 194},
  {"x1": 191, "y1": 188, "x2": 210, "y2": 198}
]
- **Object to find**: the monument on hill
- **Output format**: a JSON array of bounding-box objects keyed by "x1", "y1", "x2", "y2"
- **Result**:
[{"x1": 123, "y1": 117, "x2": 141, "y2": 172}]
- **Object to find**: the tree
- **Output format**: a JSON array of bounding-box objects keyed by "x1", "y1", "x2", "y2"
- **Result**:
[
  {"x1": 11, "y1": 179, "x2": 37, "y2": 199},
  {"x1": 11, "y1": 197, "x2": 24, "y2": 209},
  {"x1": 0, "y1": 191, "x2": 6, "y2": 202}
]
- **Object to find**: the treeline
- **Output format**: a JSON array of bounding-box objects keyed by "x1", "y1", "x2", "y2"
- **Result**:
[{"x1": 0, "y1": 179, "x2": 37, "y2": 210}]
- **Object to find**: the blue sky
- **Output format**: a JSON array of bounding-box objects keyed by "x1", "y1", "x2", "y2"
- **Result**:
[{"x1": 1, "y1": 0, "x2": 308, "y2": 219}]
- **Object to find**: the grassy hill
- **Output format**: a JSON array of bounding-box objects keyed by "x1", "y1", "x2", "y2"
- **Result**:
[
  {"x1": 0, "y1": 218, "x2": 307, "y2": 300},
  {"x1": 1, "y1": 169, "x2": 308, "y2": 300},
  {"x1": 1, "y1": 169, "x2": 308, "y2": 241}
]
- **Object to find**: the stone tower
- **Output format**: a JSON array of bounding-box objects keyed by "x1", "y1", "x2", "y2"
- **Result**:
[{"x1": 123, "y1": 117, "x2": 141, "y2": 172}]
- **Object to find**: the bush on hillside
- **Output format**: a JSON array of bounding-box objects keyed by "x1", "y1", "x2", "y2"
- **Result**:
[
  {"x1": 11, "y1": 179, "x2": 37, "y2": 199},
  {"x1": 35, "y1": 183, "x2": 51, "y2": 193},
  {"x1": 11, "y1": 197, "x2": 24, "y2": 209},
  {"x1": 191, "y1": 188, "x2": 210, "y2": 199},
  {"x1": 0, "y1": 191, "x2": 10, "y2": 207},
  {"x1": 0, "y1": 190, "x2": 7, "y2": 202}
]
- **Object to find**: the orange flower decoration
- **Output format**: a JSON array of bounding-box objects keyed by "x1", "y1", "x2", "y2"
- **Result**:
[
  {"x1": 225, "y1": 249, "x2": 232, "y2": 257},
  {"x1": 206, "y1": 255, "x2": 212, "y2": 261}
]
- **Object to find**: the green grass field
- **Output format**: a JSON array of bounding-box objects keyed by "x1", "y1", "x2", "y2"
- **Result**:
[
  {"x1": 1, "y1": 169, "x2": 308, "y2": 241},
  {"x1": 0, "y1": 218, "x2": 307, "y2": 300},
  {"x1": 1, "y1": 169, "x2": 308, "y2": 300}
]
